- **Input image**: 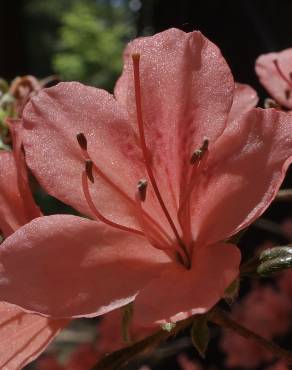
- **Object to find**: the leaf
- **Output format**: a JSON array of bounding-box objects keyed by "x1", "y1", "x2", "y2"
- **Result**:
[{"x1": 191, "y1": 315, "x2": 209, "y2": 358}]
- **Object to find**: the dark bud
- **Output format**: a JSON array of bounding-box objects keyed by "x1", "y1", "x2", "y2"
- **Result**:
[
  {"x1": 77, "y1": 132, "x2": 87, "y2": 151},
  {"x1": 137, "y1": 179, "x2": 148, "y2": 201},
  {"x1": 285, "y1": 89, "x2": 291, "y2": 100},
  {"x1": 85, "y1": 160, "x2": 94, "y2": 183}
]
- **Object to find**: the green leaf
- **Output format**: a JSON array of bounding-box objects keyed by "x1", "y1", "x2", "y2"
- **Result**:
[
  {"x1": 191, "y1": 315, "x2": 209, "y2": 358},
  {"x1": 224, "y1": 278, "x2": 240, "y2": 305}
]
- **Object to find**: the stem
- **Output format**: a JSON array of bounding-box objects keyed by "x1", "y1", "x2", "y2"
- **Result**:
[
  {"x1": 92, "y1": 307, "x2": 292, "y2": 369},
  {"x1": 209, "y1": 307, "x2": 292, "y2": 365},
  {"x1": 276, "y1": 189, "x2": 292, "y2": 202},
  {"x1": 91, "y1": 316, "x2": 194, "y2": 370}
]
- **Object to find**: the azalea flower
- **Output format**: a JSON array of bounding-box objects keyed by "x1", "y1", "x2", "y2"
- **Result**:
[
  {"x1": 0, "y1": 29, "x2": 291, "y2": 327},
  {"x1": 221, "y1": 285, "x2": 291, "y2": 368},
  {"x1": 0, "y1": 122, "x2": 67, "y2": 369},
  {"x1": 255, "y1": 47, "x2": 292, "y2": 109}
]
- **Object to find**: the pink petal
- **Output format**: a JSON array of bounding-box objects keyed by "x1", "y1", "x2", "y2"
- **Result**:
[
  {"x1": 8, "y1": 118, "x2": 41, "y2": 222},
  {"x1": 115, "y1": 28, "x2": 234, "y2": 215},
  {"x1": 0, "y1": 151, "x2": 40, "y2": 237},
  {"x1": 0, "y1": 214, "x2": 170, "y2": 318},
  {"x1": 23, "y1": 29, "x2": 235, "y2": 237},
  {"x1": 22, "y1": 82, "x2": 166, "y2": 232},
  {"x1": 191, "y1": 108, "x2": 292, "y2": 245},
  {"x1": 255, "y1": 48, "x2": 292, "y2": 108},
  {"x1": 0, "y1": 302, "x2": 67, "y2": 369},
  {"x1": 134, "y1": 243, "x2": 240, "y2": 326},
  {"x1": 228, "y1": 83, "x2": 258, "y2": 123}
]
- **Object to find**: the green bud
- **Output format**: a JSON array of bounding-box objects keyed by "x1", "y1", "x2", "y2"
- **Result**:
[{"x1": 258, "y1": 246, "x2": 292, "y2": 277}]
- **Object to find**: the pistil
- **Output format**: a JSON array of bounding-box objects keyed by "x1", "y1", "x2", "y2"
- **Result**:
[{"x1": 132, "y1": 54, "x2": 190, "y2": 262}]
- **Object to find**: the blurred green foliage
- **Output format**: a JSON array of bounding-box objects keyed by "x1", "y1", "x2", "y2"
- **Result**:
[
  {"x1": 24, "y1": 0, "x2": 136, "y2": 90},
  {"x1": 53, "y1": 2, "x2": 134, "y2": 89}
]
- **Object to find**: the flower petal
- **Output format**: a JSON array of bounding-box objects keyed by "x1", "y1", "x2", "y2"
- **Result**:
[
  {"x1": 115, "y1": 28, "x2": 234, "y2": 220},
  {"x1": 0, "y1": 302, "x2": 66, "y2": 369},
  {"x1": 22, "y1": 82, "x2": 149, "y2": 230},
  {"x1": 0, "y1": 214, "x2": 170, "y2": 318},
  {"x1": 0, "y1": 151, "x2": 40, "y2": 237},
  {"x1": 134, "y1": 243, "x2": 240, "y2": 326},
  {"x1": 191, "y1": 108, "x2": 292, "y2": 245},
  {"x1": 228, "y1": 83, "x2": 258, "y2": 123},
  {"x1": 255, "y1": 48, "x2": 292, "y2": 109}
]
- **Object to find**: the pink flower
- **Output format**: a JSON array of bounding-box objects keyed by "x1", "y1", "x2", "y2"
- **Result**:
[
  {"x1": 255, "y1": 48, "x2": 292, "y2": 109},
  {"x1": 221, "y1": 285, "x2": 291, "y2": 368},
  {"x1": 266, "y1": 361, "x2": 290, "y2": 370},
  {"x1": 0, "y1": 29, "x2": 291, "y2": 327},
  {"x1": 9, "y1": 75, "x2": 42, "y2": 116},
  {"x1": 0, "y1": 122, "x2": 67, "y2": 369}
]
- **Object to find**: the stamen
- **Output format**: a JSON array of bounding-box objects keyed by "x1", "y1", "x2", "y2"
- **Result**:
[
  {"x1": 273, "y1": 59, "x2": 292, "y2": 89},
  {"x1": 132, "y1": 53, "x2": 184, "y2": 249},
  {"x1": 190, "y1": 138, "x2": 209, "y2": 164},
  {"x1": 178, "y1": 139, "x2": 210, "y2": 242},
  {"x1": 76, "y1": 132, "x2": 87, "y2": 151},
  {"x1": 285, "y1": 90, "x2": 291, "y2": 100},
  {"x1": 82, "y1": 165, "x2": 144, "y2": 237},
  {"x1": 137, "y1": 179, "x2": 148, "y2": 201},
  {"x1": 135, "y1": 182, "x2": 174, "y2": 251},
  {"x1": 85, "y1": 159, "x2": 94, "y2": 183},
  {"x1": 76, "y1": 132, "x2": 171, "y2": 243}
]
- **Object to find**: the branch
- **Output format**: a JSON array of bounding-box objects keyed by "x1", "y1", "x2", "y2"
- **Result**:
[
  {"x1": 91, "y1": 306, "x2": 292, "y2": 369},
  {"x1": 91, "y1": 316, "x2": 194, "y2": 370},
  {"x1": 209, "y1": 307, "x2": 292, "y2": 365}
]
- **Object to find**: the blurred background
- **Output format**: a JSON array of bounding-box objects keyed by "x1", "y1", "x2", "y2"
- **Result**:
[
  {"x1": 2, "y1": 0, "x2": 292, "y2": 94},
  {"x1": 1, "y1": 0, "x2": 292, "y2": 369}
]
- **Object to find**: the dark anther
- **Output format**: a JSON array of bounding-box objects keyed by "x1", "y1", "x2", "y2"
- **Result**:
[
  {"x1": 190, "y1": 138, "x2": 209, "y2": 164},
  {"x1": 285, "y1": 89, "x2": 291, "y2": 100},
  {"x1": 77, "y1": 133, "x2": 87, "y2": 151},
  {"x1": 85, "y1": 160, "x2": 94, "y2": 183},
  {"x1": 137, "y1": 179, "x2": 148, "y2": 201}
]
